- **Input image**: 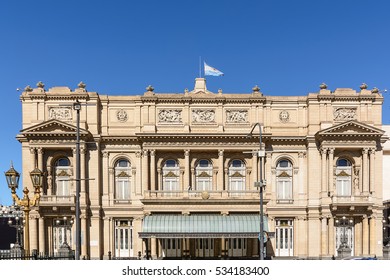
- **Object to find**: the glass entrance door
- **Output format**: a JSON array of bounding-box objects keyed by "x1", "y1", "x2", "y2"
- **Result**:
[
  {"x1": 114, "y1": 220, "x2": 133, "y2": 258},
  {"x1": 275, "y1": 219, "x2": 294, "y2": 257},
  {"x1": 227, "y1": 238, "x2": 247, "y2": 257},
  {"x1": 335, "y1": 218, "x2": 354, "y2": 256},
  {"x1": 195, "y1": 238, "x2": 214, "y2": 257},
  {"x1": 162, "y1": 239, "x2": 182, "y2": 258}
]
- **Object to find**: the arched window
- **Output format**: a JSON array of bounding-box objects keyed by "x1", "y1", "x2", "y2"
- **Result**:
[
  {"x1": 54, "y1": 157, "x2": 71, "y2": 196},
  {"x1": 195, "y1": 159, "x2": 213, "y2": 191},
  {"x1": 115, "y1": 159, "x2": 131, "y2": 201},
  {"x1": 162, "y1": 159, "x2": 180, "y2": 195},
  {"x1": 336, "y1": 158, "x2": 352, "y2": 196},
  {"x1": 276, "y1": 159, "x2": 293, "y2": 202},
  {"x1": 228, "y1": 159, "x2": 246, "y2": 196}
]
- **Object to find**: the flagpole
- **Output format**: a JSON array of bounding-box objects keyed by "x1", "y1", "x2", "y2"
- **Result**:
[{"x1": 199, "y1": 56, "x2": 202, "y2": 78}]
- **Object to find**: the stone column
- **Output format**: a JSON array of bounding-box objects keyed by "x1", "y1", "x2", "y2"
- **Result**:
[
  {"x1": 30, "y1": 215, "x2": 38, "y2": 252},
  {"x1": 369, "y1": 149, "x2": 375, "y2": 196},
  {"x1": 157, "y1": 169, "x2": 162, "y2": 192},
  {"x1": 321, "y1": 148, "x2": 327, "y2": 194},
  {"x1": 80, "y1": 148, "x2": 86, "y2": 193},
  {"x1": 81, "y1": 216, "x2": 88, "y2": 258},
  {"x1": 151, "y1": 238, "x2": 157, "y2": 259},
  {"x1": 218, "y1": 150, "x2": 224, "y2": 191},
  {"x1": 37, "y1": 148, "x2": 44, "y2": 193},
  {"x1": 252, "y1": 151, "x2": 258, "y2": 191},
  {"x1": 328, "y1": 148, "x2": 334, "y2": 196},
  {"x1": 321, "y1": 216, "x2": 328, "y2": 257},
  {"x1": 184, "y1": 150, "x2": 190, "y2": 189},
  {"x1": 362, "y1": 148, "x2": 369, "y2": 194},
  {"x1": 37, "y1": 148, "x2": 43, "y2": 170},
  {"x1": 354, "y1": 218, "x2": 362, "y2": 256},
  {"x1": 142, "y1": 150, "x2": 149, "y2": 193},
  {"x1": 150, "y1": 150, "x2": 156, "y2": 191},
  {"x1": 30, "y1": 148, "x2": 36, "y2": 169},
  {"x1": 39, "y1": 217, "x2": 45, "y2": 253},
  {"x1": 108, "y1": 167, "x2": 114, "y2": 201},
  {"x1": 130, "y1": 169, "x2": 136, "y2": 198},
  {"x1": 369, "y1": 216, "x2": 376, "y2": 256},
  {"x1": 362, "y1": 215, "x2": 369, "y2": 255},
  {"x1": 132, "y1": 218, "x2": 142, "y2": 257},
  {"x1": 328, "y1": 216, "x2": 335, "y2": 257},
  {"x1": 102, "y1": 152, "x2": 109, "y2": 206},
  {"x1": 136, "y1": 152, "x2": 142, "y2": 195}
]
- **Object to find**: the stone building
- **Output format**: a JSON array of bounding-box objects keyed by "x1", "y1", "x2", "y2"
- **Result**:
[{"x1": 16, "y1": 79, "x2": 387, "y2": 259}]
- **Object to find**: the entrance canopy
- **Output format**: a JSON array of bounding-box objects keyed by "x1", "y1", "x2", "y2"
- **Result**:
[{"x1": 139, "y1": 215, "x2": 269, "y2": 238}]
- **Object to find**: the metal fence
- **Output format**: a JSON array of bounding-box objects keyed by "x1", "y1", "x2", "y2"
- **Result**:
[{"x1": 0, "y1": 249, "x2": 75, "y2": 260}]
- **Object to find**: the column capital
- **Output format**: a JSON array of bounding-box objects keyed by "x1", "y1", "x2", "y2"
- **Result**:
[
  {"x1": 298, "y1": 151, "x2": 306, "y2": 158},
  {"x1": 218, "y1": 150, "x2": 224, "y2": 157},
  {"x1": 184, "y1": 150, "x2": 190, "y2": 157},
  {"x1": 150, "y1": 150, "x2": 156, "y2": 157},
  {"x1": 102, "y1": 151, "x2": 109, "y2": 158},
  {"x1": 30, "y1": 147, "x2": 36, "y2": 154},
  {"x1": 362, "y1": 148, "x2": 369, "y2": 154},
  {"x1": 37, "y1": 147, "x2": 43, "y2": 154},
  {"x1": 320, "y1": 148, "x2": 327, "y2": 155},
  {"x1": 135, "y1": 151, "x2": 141, "y2": 158},
  {"x1": 328, "y1": 148, "x2": 335, "y2": 155},
  {"x1": 142, "y1": 150, "x2": 149, "y2": 157},
  {"x1": 369, "y1": 148, "x2": 376, "y2": 155}
]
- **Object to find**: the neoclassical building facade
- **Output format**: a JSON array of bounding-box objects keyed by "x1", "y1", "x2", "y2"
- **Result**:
[{"x1": 17, "y1": 79, "x2": 387, "y2": 259}]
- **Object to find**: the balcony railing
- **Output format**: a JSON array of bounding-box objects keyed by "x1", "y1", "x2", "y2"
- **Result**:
[
  {"x1": 331, "y1": 195, "x2": 372, "y2": 206},
  {"x1": 39, "y1": 195, "x2": 75, "y2": 206},
  {"x1": 143, "y1": 190, "x2": 261, "y2": 199}
]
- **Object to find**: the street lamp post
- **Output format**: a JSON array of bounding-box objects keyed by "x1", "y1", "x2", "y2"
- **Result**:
[
  {"x1": 4, "y1": 164, "x2": 43, "y2": 255},
  {"x1": 73, "y1": 101, "x2": 81, "y2": 260},
  {"x1": 247, "y1": 123, "x2": 266, "y2": 260},
  {"x1": 7, "y1": 205, "x2": 24, "y2": 249}
]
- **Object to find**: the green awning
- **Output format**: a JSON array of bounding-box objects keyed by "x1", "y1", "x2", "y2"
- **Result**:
[{"x1": 139, "y1": 215, "x2": 269, "y2": 238}]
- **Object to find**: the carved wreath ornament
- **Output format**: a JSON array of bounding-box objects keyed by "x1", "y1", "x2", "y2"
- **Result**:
[
  {"x1": 116, "y1": 109, "x2": 128, "y2": 122},
  {"x1": 279, "y1": 110, "x2": 290, "y2": 123}
]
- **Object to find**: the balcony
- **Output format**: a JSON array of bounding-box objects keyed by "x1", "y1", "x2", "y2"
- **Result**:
[
  {"x1": 39, "y1": 195, "x2": 75, "y2": 206},
  {"x1": 331, "y1": 194, "x2": 373, "y2": 208}
]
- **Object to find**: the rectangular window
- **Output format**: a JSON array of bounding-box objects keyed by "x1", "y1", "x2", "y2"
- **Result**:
[
  {"x1": 116, "y1": 179, "x2": 130, "y2": 200},
  {"x1": 277, "y1": 179, "x2": 292, "y2": 201},
  {"x1": 337, "y1": 177, "x2": 351, "y2": 196}
]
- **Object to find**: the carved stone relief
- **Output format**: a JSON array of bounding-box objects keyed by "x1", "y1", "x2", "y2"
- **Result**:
[
  {"x1": 192, "y1": 109, "x2": 215, "y2": 123},
  {"x1": 49, "y1": 107, "x2": 72, "y2": 121},
  {"x1": 279, "y1": 110, "x2": 290, "y2": 123},
  {"x1": 158, "y1": 109, "x2": 182, "y2": 123},
  {"x1": 333, "y1": 108, "x2": 357, "y2": 121},
  {"x1": 226, "y1": 110, "x2": 248, "y2": 123},
  {"x1": 116, "y1": 109, "x2": 128, "y2": 122}
]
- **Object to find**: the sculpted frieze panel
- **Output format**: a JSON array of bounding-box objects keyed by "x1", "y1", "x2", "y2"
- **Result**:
[
  {"x1": 334, "y1": 108, "x2": 357, "y2": 121},
  {"x1": 226, "y1": 110, "x2": 248, "y2": 123},
  {"x1": 48, "y1": 107, "x2": 72, "y2": 121},
  {"x1": 158, "y1": 109, "x2": 182, "y2": 123},
  {"x1": 192, "y1": 109, "x2": 215, "y2": 123}
]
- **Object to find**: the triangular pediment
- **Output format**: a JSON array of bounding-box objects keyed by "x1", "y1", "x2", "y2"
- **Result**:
[
  {"x1": 19, "y1": 119, "x2": 89, "y2": 137},
  {"x1": 316, "y1": 120, "x2": 384, "y2": 138}
]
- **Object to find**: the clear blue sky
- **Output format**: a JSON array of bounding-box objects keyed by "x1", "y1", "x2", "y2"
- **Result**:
[{"x1": 1, "y1": 0, "x2": 389, "y2": 205}]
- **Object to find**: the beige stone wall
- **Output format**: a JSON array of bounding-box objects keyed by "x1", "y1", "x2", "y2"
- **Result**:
[{"x1": 17, "y1": 80, "x2": 386, "y2": 259}]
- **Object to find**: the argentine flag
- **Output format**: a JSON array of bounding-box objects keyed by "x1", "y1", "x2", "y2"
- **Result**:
[{"x1": 204, "y1": 62, "x2": 224, "y2": 76}]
